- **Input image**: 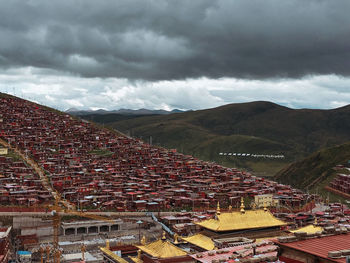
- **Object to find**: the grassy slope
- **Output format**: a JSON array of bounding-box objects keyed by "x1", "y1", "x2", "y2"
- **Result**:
[
  {"x1": 274, "y1": 142, "x2": 350, "y2": 201},
  {"x1": 83, "y1": 101, "x2": 350, "y2": 176}
]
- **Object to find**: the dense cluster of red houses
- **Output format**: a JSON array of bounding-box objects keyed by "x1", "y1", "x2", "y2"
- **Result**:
[
  {"x1": 329, "y1": 173, "x2": 350, "y2": 196},
  {"x1": 0, "y1": 96, "x2": 315, "y2": 211},
  {"x1": 324, "y1": 164, "x2": 350, "y2": 199},
  {"x1": 0, "y1": 150, "x2": 52, "y2": 206}
]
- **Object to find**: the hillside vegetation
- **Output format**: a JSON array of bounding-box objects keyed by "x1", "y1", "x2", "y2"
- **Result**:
[
  {"x1": 274, "y1": 142, "x2": 350, "y2": 201},
  {"x1": 79, "y1": 101, "x2": 350, "y2": 176}
]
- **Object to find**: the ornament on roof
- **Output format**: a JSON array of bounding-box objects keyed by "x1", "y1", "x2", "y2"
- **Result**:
[
  {"x1": 240, "y1": 197, "x2": 245, "y2": 214},
  {"x1": 174, "y1": 233, "x2": 179, "y2": 244},
  {"x1": 216, "y1": 201, "x2": 221, "y2": 215},
  {"x1": 137, "y1": 249, "x2": 142, "y2": 259},
  {"x1": 141, "y1": 235, "x2": 146, "y2": 245},
  {"x1": 161, "y1": 231, "x2": 166, "y2": 241}
]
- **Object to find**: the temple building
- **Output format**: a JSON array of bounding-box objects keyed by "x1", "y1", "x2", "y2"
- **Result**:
[
  {"x1": 131, "y1": 232, "x2": 194, "y2": 263},
  {"x1": 100, "y1": 233, "x2": 194, "y2": 263},
  {"x1": 194, "y1": 199, "x2": 287, "y2": 240},
  {"x1": 182, "y1": 234, "x2": 215, "y2": 251}
]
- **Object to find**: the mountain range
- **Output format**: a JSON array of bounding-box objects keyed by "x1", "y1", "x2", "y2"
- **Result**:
[{"x1": 66, "y1": 108, "x2": 184, "y2": 116}]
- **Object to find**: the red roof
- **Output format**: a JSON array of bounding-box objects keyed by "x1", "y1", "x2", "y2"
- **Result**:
[
  {"x1": 315, "y1": 211, "x2": 325, "y2": 216},
  {"x1": 276, "y1": 233, "x2": 350, "y2": 263},
  {"x1": 295, "y1": 215, "x2": 308, "y2": 220}
]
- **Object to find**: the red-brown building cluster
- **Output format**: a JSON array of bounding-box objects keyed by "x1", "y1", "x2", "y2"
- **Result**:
[
  {"x1": 0, "y1": 96, "x2": 315, "y2": 211},
  {"x1": 0, "y1": 151, "x2": 52, "y2": 206},
  {"x1": 329, "y1": 173, "x2": 350, "y2": 196}
]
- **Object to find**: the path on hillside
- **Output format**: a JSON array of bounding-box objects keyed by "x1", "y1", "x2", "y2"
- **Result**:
[{"x1": 0, "y1": 138, "x2": 75, "y2": 210}]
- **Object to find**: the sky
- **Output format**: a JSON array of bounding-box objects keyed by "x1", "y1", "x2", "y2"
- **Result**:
[{"x1": 0, "y1": 0, "x2": 350, "y2": 111}]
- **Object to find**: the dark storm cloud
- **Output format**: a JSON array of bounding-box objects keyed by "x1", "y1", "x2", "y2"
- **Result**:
[{"x1": 0, "y1": 0, "x2": 349, "y2": 80}]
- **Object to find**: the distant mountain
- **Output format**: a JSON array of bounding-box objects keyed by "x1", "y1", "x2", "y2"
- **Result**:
[
  {"x1": 274, "y1": 142, "x2": 350, "y2": 202},
  {"x1": 82, "y1": 101, "x2": 350, "y2": 176},
  {"x1": 66, "y1": 108, "x2": 184, "y2": 116}
]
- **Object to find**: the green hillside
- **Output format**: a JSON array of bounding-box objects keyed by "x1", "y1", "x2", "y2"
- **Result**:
[
  {"x1": 274, "y1": 142, "x2": 350, "y2": 202},
  {"x1": 76, "y1": 113, "x2": 153, "y2": 124},
  {"x1": 79, "y1": 101, "x2": 350, "y2": 176}
]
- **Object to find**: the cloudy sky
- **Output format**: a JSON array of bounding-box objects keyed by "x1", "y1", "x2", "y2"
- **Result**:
[{"x1": 0, "y1": 0, "x2": 349, "y2": 111}]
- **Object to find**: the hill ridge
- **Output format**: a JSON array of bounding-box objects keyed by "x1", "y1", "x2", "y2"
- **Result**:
[{"x1": 80, "y1": 100, "x2": 350, "y2": 175}]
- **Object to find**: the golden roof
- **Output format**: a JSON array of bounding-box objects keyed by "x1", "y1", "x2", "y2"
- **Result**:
[
  {"x1": 196, "y1": 209, "x2": 287, "y2": 232},
  {"x1": 137, "y1": 239, "x2": 188, "y2": 258},
  {"x1": 100, "y1": 247, "x2": 129, "y2": 263},
  {"x1": 290, "y1": 224, "x2": 323, "y2": 234},
  {"x1": 129, "y1": 249, "x2": 143, "y2": 263},
  {"x1": 182, "y1": 233, "x2": 215, "y2": 251},
  {"x1": 129, "y1": 256, "x2": 143, "y2": 263}
]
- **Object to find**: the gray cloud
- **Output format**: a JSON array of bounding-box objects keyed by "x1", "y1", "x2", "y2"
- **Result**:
[
  {"x1": 0, "y1": 0, "x2": 349, "y2": 80},
  {"x1": 1, "y1": 68, "x2": 350, "y2": 111}
]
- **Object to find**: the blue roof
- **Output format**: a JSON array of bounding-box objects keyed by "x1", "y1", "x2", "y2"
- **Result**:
[{"x1": 17, "y1": 251, "x2": 31, "y2": 255}]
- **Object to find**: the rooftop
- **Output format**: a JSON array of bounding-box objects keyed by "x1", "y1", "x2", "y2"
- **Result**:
[
  {"x1": 189, "y1": 242, "x2": 278, "y2": 263},
  {"x1": 137, "y1": 236, "x2": 188, "y2": 258},
  {"x1": 196, "y1": 209, "x2": 286, "y2": 232},
  {"x1": 290, "y1": 224, "x2": 323, "y2": 234},
  {"x1": 276, "y1": 233, "x2": 350, "y2": 263},
  {"x1": 182, "y1": 233, "x2": 215, "y2": 251}
]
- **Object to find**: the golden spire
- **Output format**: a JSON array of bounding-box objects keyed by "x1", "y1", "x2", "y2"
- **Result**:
[
  {"x1": 263, "y1": 201, "x2": 267, "y2": 212},
  {"x1": 106, "y1": 239, "x2": 110, "y2": 249},
  {"x1": 216, "y1": 201, "x2": 221, "y2": 215},
  {"x1": 137, "y1": 249, "x2": 142, "y2": 259},
  {"x1": 161, "y1": 231, "x2": 166, "y2": 241},
  {"x1": 240, "y1": 197, "x2": 245, "y2": 214},
  {"x1": 228, "y1": 205, "x2": 232, "y2": 212},
  {"x1": 141, "y1": 235, "x2": 146, "y2": 245},
  {"x1": 314, "y1": 217, "x2": 318, "y2": 225},
  {"x1": 174, "y1": 233, "x2": 179, "y2": 245}
]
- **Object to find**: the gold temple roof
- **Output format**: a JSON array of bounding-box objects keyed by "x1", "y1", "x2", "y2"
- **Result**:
[
  {"x1": 182, "y1": 233, "x2": 215, "y2": 251},
  {"x1": 290, "y1": 224, "x2": 323, "y2": 234},
  {"x1": 137, "y1": 239, "x2": 188, "y2": 258},
  {"x1": 129, "y1": 256, "x2": 143, "y2": 263},
  {"x1": 100, "y1": 247, "x2": 129, "y2": 263},
  {"x1": 196, "y1": 209, "x2": 287, "y2": 232}
]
